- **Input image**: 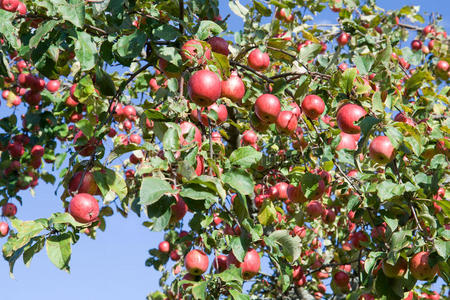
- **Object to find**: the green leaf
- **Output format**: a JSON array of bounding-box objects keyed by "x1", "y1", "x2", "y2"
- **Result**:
[
  {"x1": 56, "y1": 0, "x2": 85, "y2": 28},
  {"x1": 404, "y1": 70, "x2": 433, "y2": 96},
  {"x1": 157, "y1": 46, "x2": 182, "y2": 67},
  {"x1": 192, "y1": 281, "x2": 207, "y2": 300},
  {"x1": 0, "y1": 10, "x2": 19, "y2": 49},
  {"x1": 29, "y1": 20, "x2": 61, "y2": 49},
  {"x1": 153, "y1": 24, "x2": 180, "y2": 41},
  {"x1": 430, "y1": 154, "x2": 446, "y2": 170},
  {"x1": 268, "y1": 230, "x2": 301, "y2": 263},
  {"x1": 115, "y1": 30, "x2": 147, "y2": 62},
  {"x1": 215, "y1": 267, "x2": 243, "y2": 284},
  {"x1": 377, "y1": 180, "x2": 405, "y2": 201},
  {"x1": 23, "y1": 237, "x2": 45, "y2": 267},
  {"x1": 434, "y1": 238, "x2": 449, "y2": 260},
  {"x1": 49, "y1": 213, "x2": 85, "y2": 228},
  {"x1": 299, "y1": 43, "x2": 322, "y2": 65},
  {"x1": 94, "y1": 169, "x2": 127, "y2": 201},
  {"x1": 75, "y1": 31, "x2": 97, "y2": 71},
  {"x1": 75, "y1": 119, "x2": 94, "y2": 138},
  {"x1": 222, "y1": 169, "x2": 254, "y2": 195},
  {"x1": 372, "y1": 38, "x2": 392, "y2": 70},
  {"x1": 95, "y1": 67, "x2": 116, "y2": 96},
  {"x1": 390, "y1": 230, "x2": 410, "y2": 251},
  {"x1": 107, "y1": 144, "x2": 143, "y2": 163},
  {"x1": 385, "y1": 126, "x2": 403, "y2": 148},
  {"x1": 231, "y1": 235, "x2": 249, "y2": 262},
  {"x1": 0, "y1": 49, "x2": 11, "y2": 77},
  {"x1": 353, "y1": 54, "x2": 374, "y2": 76},
  {"x1": 384, "y1": 216, "x2": 398, "y2": 233},
  {"x1": 257, "y1": 201, "x2": 277, "y2": 226},
  {"x1": 139, "y1": 177, "x2": 174, "y2": 206},
  {"x1": 46, "y1": 233, "x2": 72, "y2": 271},
  {"x1": 229, "y1": 146, "x2": 262, "y2": 168},
  {"x1": 196, "y1": 21, "x2": 223, "y2": 40},
  {"x1": 340, "y1": 68, "x2": 358, "y2": 94},
  {"x1": 347, "y1": 194, "x2": 360, "y2": 211},
  {"x1": 230, "y1": 289, "x2": 250, "y2": 300},
  {"x1": 229, "y1": 0, "x2": 249, "y2": 20},
  {"x1": 163, "y1": 127, "x2": 180, "y2": 150},
  {"x1": 233, "y1": 193, "x2": 250, "y2": 222}
]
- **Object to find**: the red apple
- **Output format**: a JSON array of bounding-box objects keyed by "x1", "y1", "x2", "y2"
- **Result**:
[
  {"x1": 158, "y1": 241, "x2": 170, "y2": 253},
  {"x1": 123, "y1": 105, "x2": 137, "y2": 121},
  {"x1": 351, "y1": 231, "x2": 369, "y2": 249},
  {"x1": 287, "y1": 184, "x2": 307, "y2": 203},
  {"x1": 0, "y1": 222, "x2": 9, "y2": 237},
  {"x1": 369, "y1": 136, "x2": 395, "y2": 164},
  {"x1": 8, "y1": 142, "x2": 24, "y2": 158},
  {"x1": 382, "y1": 257, "x2": 407, "y2": 278},
  {"x1": 322, "y1": 209, "x2": 336, "y2": 224},
  {"x1": 207, "y1": 37, "x2": 229, "y2": 56},
  {"x1": 423, "y1": 25, "x2": 434, "y2": 35},
  {"x1": 409, "y1": 251, "x2": 438, "y2": 281},
  {"x1": 68, "y1": 171, "x2": 98, "y2": 195},
  {"x1": 276, "y1": 111, "x2": 298, "y2": 134},
  {"x1": 227, "y1": 249, "x2": 260, "y2": 280},
  {"x1": 129, "y1": 134, "x2": 142, "y2": 144},
  {"x1": 69, "y1": 193, "x2": 99, "y2": 223},
  {"x1": 306, "y1": 200, "x2": 323, "y2": 218},
  {"x1": 436, "y1": 60, "x2": 449, "y2": 73},
  {"x1": 1, "y1": 0, "x2": 19, "y2": 12},
  {"x1": 274, "y1": 182, "x2": 289, "y2": 199},
  {"x1": 2, "y1": 203, "x2": 17, "y2": 217},
  {"x1": 204, "y1": 103, "x2": 228, "y2": 125},
  {"x1": 188, "y1": 70, "x2": 221, "y2": 107},
  {"x1": 247, "y1": 48, "x2": 270, "y2": 72},
  {"x1": 301, "y1": 95, "x2": 325, "y2": 120},
  {"x1": 46, "y1": 80, "x2": 60, "y2": 93},
  {"x1": 242, "y1": 129, "x2": 257, "y2": 145},
  {"x1": 336, "y1": 132, "x2": 357, "y2": 151},
  {"x1": 333, "y1": 271, "x2": 349, "y2": 287},
  {"x1": 221, "y1": 71, "x2": 245, "y2": 102},
  {"x1": 181, "y1": 39, "x2": 211, "y2": 65},
  {"x1": 185, "y1": 249, "x2": 209, "y2": 275},
  {"x1": 73, "y1": 131, "x2": 100, "y2": 157},
  {"x1": 411, "y1": 40, "x2": 422, "y2": 51},
  {"x1": 213, "y1": 254, "x2": 228, "y2": 272},
  {"x1": 254, "y1": 94, "x2": 280, "y2": 123},
  {"x1": 31, "y1": 145, "x2": 44, "y2": 157},
  {"x1": 337, "y1": 32, "x2": 350, "y2": 46},
  {"x1": 16, "y1": 1, "x2": 26, "y2": 14},
  {"x1": 180, "y1": 121, "x2": 202, "y2": 148},
  {"x1": 336, "y1": 103, "x2": 367, "y2": 134},
  {"x1": 171, "y1": 194, "x2": 188, "y2": 222}
]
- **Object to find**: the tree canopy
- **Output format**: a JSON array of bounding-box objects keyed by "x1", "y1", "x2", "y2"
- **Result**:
[{"x1": 0, "y1": 0, "x2": 449, "y2": 299}]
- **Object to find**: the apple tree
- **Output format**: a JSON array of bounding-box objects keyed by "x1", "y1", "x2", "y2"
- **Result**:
[{"x1": 0, "y1": 0, "x2": 449, "y2": 299}]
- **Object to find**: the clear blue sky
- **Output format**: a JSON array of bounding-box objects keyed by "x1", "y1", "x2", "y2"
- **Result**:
[{"x1": 1, "y1": 1, "x2": 448, "y2": 299}]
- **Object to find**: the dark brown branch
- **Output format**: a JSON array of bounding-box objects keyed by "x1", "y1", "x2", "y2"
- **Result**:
[
  {"x1": 229, "y1": 60, "x2": 274, "y2": 83},
  {"x1": 179, "y1": 0, "x2": 184, "y2": 33}
]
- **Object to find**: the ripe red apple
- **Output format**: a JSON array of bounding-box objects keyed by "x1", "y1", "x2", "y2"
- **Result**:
[
  {"x1": 2, "y1": 203, "x2": 17, "y2": 217},
  {"x1": 247, "y1": 49, "x2": 270, "y2": 72},
  {"x1": 394, "y1": 112, "x2": 415, "y2": 126},
  {"x1": 428, "y1": 40, "x2": 435, "y2": 50},
  {"x1": 73, "y1": 131, "x2": 100, "y2": 157},
  {"x1": 158, "y1": 241, "x2": 170, "y2": 253},
  {"x1": 301, "y1": 95, "x2": 325, "y2": 120},
  {"x1": 242, "y1": 129, "x2": 257, "y2": 145},
  {"x1": 321, "y1": 209, "x2": 336, "y2": 224},
  {"x1": 274, "y1": 182, "x2": 289, "y2": 199},
  {"x1": 227, "y1": 249, "x2": 260, "y2": 280},
  {"x1": 129, "y1": 134, "x2": 142, "y2": 144},
  {"x1": 188, "y1": 69, "x2": 221, "y2": 107},
  {"x1": 170, "y1": 249, "x2": 181, "y2": 261},
  {"x1": 336, "y1": 132, "x2": 357, "y2": 151},
  {"x1": 382, "y1": 257, "x2": 407, "y2": 278},
  {"x1": 123, "y1": 105, "x2": 136, "y2": 121},
  {"x1": 221, "y1": 71, "x2": 245, "y2": 102},
  {"x1": 68, "y1": 171, "x2": 98, "y2": 195},
  {"x1": 254, "y1": 94, "x2": 280, "y2": 123},
  {"x1": 276, "y1": 111, "x2": 298, "y2": 134},
  {"x1": 207, "y1": 37, "x2": 229, "y2": 56},
  {"x1": 185, "y1": 249, "x2": 209, "y2": 275},
  {"x1": 69, "y1": 193, "x2": 99, "y2": 223},
  {"x1": 289, "y1": 102, "x2": 301, "y2": 118},
  {"x1": 149, "y1": 78, "x2": 160, "y2": 92},
  {"x1": 351, "y1": 231, "x2": 369, "y2": 249},
  {"x1": 170, "y1": 194, "x2": 188, "y2": 222},
  {"x1": 0, "y1": 222, "x2": 9, "y2": 237},
  {"x1": 1, "y1": 0, "x2": 19, "y2": 12},
  {"x1": 213, "y1": 254, "x2": 228, "y2": 272},
  {"x1": 46, "y1": 80, "x2": 60, "y2": 93},
  {"x1": 180, "y1": 121, "x2": 202, "y2": 148},
  {"x1": 31, "y1": 145, "x2": 44, "y2": 157},
  {"x1": 8, "y1": 142, "x2": 24, "y2": 158},
  {"x1": 24, "y1": 91, "x2": 41, "y2": 106},
  {"x1": 423, "y1": 25, "x2": 434, "y2": 35},
  {"x1": 16, "y1": 1, "x2": 26, "y2": 14},
  {"x1": 337, "y1": 32, "x2": 350, "y2": 46},
  {"x1": 336, "y1": 103, "x2": 367, "y2": 134},
  {"x1": 333, "y1": 271, "x2": 349, "y2": 287},
  {"x1": 287, "y1": 184, "x2": 307, "y2": 203},
  {"x1": 436, "y1": 60, "x2": 449, "y2": 73},
  {"x1": 411, "y1": 40, "x2": 422, "y2": 51},
  {"x1": 306, "y1": 200, "x2": 323, "y2": 218},
  {"x1": 369, "y1": 136, "x2": 395, "y2": 164},
  {"x1": 371, "y1": 223, "x2": 386, "y2": 241},
  {"x1": 65, "y1": 96, "x2": 79, "y2": 107},
  {"x1": 181, "y1": 39, "x2": 211, "y2": 65},
  {"x1": 409, "y1": 251, "x2": 438, "y2": 280},
  {"x1": 203, "y1": 103, "x2": 228, "y2": 125}
]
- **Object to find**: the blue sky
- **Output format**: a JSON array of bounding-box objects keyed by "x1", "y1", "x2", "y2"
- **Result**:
[{"x1": 1, "y1": 1, "x2": 449, "y2": 299}]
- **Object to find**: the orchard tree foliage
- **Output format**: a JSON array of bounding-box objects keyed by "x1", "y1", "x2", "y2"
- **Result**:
[{"x1": 0, "y1": 0, "x2": 449, "y2": 299}]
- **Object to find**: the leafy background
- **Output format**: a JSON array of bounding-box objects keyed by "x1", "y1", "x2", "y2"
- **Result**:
[{"x1": 0, "y1": 0, "x2": 448, "y2": 299}]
